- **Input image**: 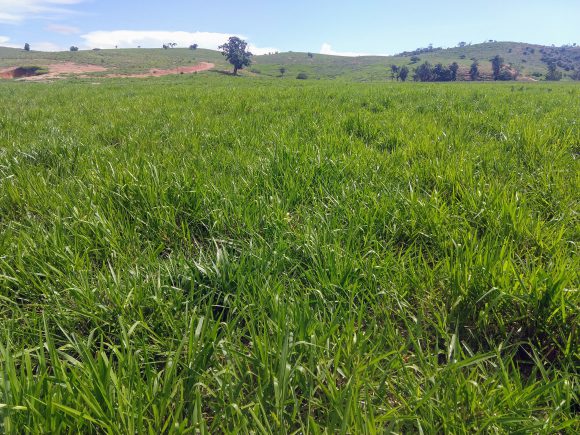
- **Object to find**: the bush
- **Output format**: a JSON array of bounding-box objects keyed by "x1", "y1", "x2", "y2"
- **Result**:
[{"x1": 296, "y1": 72, "x2": 308, "y2": 80}]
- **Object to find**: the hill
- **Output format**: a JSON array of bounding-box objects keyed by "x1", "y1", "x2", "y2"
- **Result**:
[
  {"x1": 1, "y1": 41, "x2": 579, "y2": 81},
  {"x1": 253, "y1": 42, "x2": 580, "y2": 81}
]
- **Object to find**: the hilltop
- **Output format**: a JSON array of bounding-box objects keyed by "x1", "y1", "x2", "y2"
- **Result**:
[{"x1": 1, "y1": 41, "x2": 579, "y2": 81}]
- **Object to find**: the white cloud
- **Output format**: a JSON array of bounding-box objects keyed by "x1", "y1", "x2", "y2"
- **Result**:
[
  {"x1": 0, "y1": 0, "x2": 84, "y2": 23},
  {"x1": 46, "y1": 23, "x2": 80, "y2": 34},
  {"x1": 80, "y1": 30, "x2": 277, "y2": 54},
  {"x1": 0, "y1": 35, "x2": 9, "y2": 44},
  {"x1": 320, "y1": 43, "x2": 387, "y2": 57}
]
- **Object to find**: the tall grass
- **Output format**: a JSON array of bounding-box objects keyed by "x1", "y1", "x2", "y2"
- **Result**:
[{"x1": 0, "y1": 77, "x2": 578, "y2": 432}]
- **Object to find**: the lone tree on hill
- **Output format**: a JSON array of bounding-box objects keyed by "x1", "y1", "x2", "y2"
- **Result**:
[
  {"x1": 490, "y1": 55, "x2": 504, "y2": 80},
  {"x1": 189, "y1": 44, "x2": 198, "y2": 50},
  {"x1": 219, "y1": 37, "x2": 253, "y2": 75},
  {"x1": 24, "y1": 43, "x2": 30, "y2": 51},
  {"x1": 70, "y1": 46, "x2": 79, "y2": 52},
  {"x1": 399, "y1": 66, "x2": 409, "y2": 82}
]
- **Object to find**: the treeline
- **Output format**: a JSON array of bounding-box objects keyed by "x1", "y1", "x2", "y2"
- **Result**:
[{"x1": 399, "y1": 55, "x2": 519, "y2": 82}]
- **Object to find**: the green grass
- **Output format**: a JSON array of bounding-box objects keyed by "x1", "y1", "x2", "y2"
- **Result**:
[{"x1": 0, "y1": 76, "x2": 579, "y2": 433}]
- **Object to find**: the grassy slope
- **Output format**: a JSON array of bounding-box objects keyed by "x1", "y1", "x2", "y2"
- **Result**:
[
  {"x1": 254, "y1": 42, "x2": 579, "y2": 81},
  {"x1": 3, "y1": 41, "x2": 579, "y2": 81},
  {"x1": 0, "y1": 77, "x2": 578, "y2": 432},
  {"x1": 0, "y1": 47, "x2": 229, "y2": 74}
]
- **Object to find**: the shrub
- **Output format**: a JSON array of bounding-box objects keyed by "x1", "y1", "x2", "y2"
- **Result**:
[{"x1": 296, "y1": 72, "x2": 308, "y2": 80}]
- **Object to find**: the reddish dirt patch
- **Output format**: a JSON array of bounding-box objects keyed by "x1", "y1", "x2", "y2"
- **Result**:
[
  {"x1": 106, "y1": 62, "x2": 214, "y2": 78},
  {"x1": 0, "y1": 63, "x2": 108, "y2": 81},
  {"x1": 0, "y1": 61, "x2": 214, "y2": 80}
]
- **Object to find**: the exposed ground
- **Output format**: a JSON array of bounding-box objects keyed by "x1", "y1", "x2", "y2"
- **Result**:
[{"x1": 0, "y1": 61, "x2": 214, "y2": 80}]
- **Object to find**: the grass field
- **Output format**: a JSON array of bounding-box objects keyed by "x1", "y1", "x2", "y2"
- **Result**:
[{"x1": 0, "y1": 77, "x2": 579, "y2": 433}]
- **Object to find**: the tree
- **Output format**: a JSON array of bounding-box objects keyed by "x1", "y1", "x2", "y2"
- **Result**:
[
  {"x1": 279, "y1": 67, "x2": 286, "y2": 76},
  {"x1": 219, "y1": 37, "x2": 253, "y2": 75},
  {"x1": 399, "y1": 66, "x2": 409, "y2": 82},
  {"x1": 414, "y1": 62, "x2": 434, "y2": 81},
  {"x1": 450, "y1": 62, "x2": 459, "y2": 81},
  {"x1": 24, "y1": 43, "x2": 30, "y2": 51},
  {"x1": 458, "y1": 41, "x2": 467, "y2": 48},
  {"x1": 189, "y1": 44, "x2": 198, "y2": 50},
  {"x1": 70, "y1": 46, "x2": 79, "y2": 52},
  {"x1": 469, "y1": 60, "x2": 479, "y2": 80},
  {"x1": 545, "y1": 63, "x2": 562, "y2": 81},
  {"x1": 491, "y1": 55, "x2": 504, "y2": 80},
  {"x1": 390, "y1": 64, "x2": 400, "y2": 81},
  {"x1": 307, "y1": 52, "x2": 314, "y2": 58}
]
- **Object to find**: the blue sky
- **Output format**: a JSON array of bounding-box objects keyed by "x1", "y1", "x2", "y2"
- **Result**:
[{"x1": 1, "y1": 0, "x2": 579, "y2": 54}]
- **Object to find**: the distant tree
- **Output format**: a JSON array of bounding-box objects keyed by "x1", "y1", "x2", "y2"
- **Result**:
[
  {"x1": 414, "y1": 62, "x2": 434, "y2": 81},
  {"x1": 170, "y1": 42, "x2": 177, "y2": 48},
  {"x1": 399, "y1": 66, "x2": 409, "y2": 82},
  {"x1": 458, "y1": 41, "x2": 467, "y2": 48},
  {"x1": 490, "y1": 55, "x2": 504, "y2": 80},
  {"x1": 545, "y1": 63, "x2": 562, "y2": 81},
  {"x1": 219, "y1": 36, "x2": 253, "y2": 75},
  {"x1": 450, "y1": 62, "x2": 459, "y2": 81},
  {"x1": 469, "y1": 60, "x2": 479, "y2": 80},
  {"x1": 433, "y1": 63, "x2": 452, "y2": 81},
  {"x1": 296, "y1": 72, "x2": 308, "y2": 80},
  {"x1": 189, "y1": 44, "x2": 198, "y2": 50},
  {"x1": 279, "y1": 67, "x2": 286, "y2": 76},
  {"x1": 24, "y1": 43, "x2": 30, "y2": 51},
  {"x1": 69, "y1": 46, "x2": 79, "y2": 52},
  {"x1": 410, "y1": 55, "x2": 420, "y2": 63},
  {"x1": 307, "y1": 52, "x2": 314, "y2": 58},
  {"x1": 390, "y1": 64, "x2": 400, "y2": 80},
  {"x1": 163, "y1": 44, "x2": 168, "y2": 50}
]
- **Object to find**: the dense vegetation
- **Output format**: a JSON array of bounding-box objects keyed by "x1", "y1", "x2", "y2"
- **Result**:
[{"x1": 0, "y1": 77, "x2": 579, "y2": 433}]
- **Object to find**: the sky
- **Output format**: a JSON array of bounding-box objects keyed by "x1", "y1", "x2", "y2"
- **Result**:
[{"x1": 0, "y1": 0, "x2": 579, "y2": 55}]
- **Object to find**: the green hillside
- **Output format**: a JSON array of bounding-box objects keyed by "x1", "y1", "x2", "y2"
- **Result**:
[
  {"x1": 253, "y1": 42, "x2": 580, "y2": 81},
  {"x1": 1, "y1": 41, "x2": 580, "y2": 81},
  {"x1": 0, "y1": 47, "x2": 229, "y2": 74}
]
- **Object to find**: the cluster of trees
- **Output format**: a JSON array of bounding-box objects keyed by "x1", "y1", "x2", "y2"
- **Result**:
[
  {"x1": 69, "y1": 46, "x2": 78, "y2": 52},
  {"x1": 412, "y1": 61, "x2": 459, "y2": 81},
  {"x1": 397, "y1": 44, "x2": 443, "y2": 57},
  {"x1": 162, "y1": 42, "x2": 177, "y2": 49},
  {"x1": 189, "y1": 44, "x2": 198, "y2": 50},
  {"x1": 390, "y1": 65, "x2": 409, "y2": 81}
]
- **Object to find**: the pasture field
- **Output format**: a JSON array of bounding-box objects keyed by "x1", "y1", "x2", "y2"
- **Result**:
[{"x1": 0, "y1": 77, "x2": 579, "y2": 433}]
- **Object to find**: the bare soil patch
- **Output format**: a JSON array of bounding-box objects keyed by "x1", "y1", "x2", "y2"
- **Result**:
[
  {"x1": 106, "y1": 62, "x2": 214, "y2": 78},
  {"x1": 0, "y1": 62, "x2": 214, "y2": 81}
]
